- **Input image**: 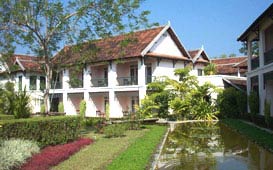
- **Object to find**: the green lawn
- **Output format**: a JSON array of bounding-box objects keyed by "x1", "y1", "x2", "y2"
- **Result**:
[
  {"x1": 53, "y1": 125, "x2": 166, "y2": 170},
  {"x1": 106, "y1": 125, "x2": 166, "y2": 170},
  {"x1": 221, "y1": 119, "x2": 273, "y2": 151}
]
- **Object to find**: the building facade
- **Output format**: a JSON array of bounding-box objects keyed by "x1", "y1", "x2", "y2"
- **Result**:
[{"x1": 238, "y1": 3, "x2": 273, "y2": 115}]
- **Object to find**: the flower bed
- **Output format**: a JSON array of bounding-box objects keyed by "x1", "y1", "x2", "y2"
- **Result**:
[{"x1": 20, "y1": 138, "x2": 93, "y2": 170}]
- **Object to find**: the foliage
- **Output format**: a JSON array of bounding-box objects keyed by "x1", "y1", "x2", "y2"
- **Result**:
[
  {"x1": 0, "y1": 0, "x2": 155, "y2": 113},
  {"x1": 83, "y1": 117, "x2": 105, "y2": 127},
  {"x1": 21, "y1": 138, "x2": 92, "y2": 170},
  {"x1": 106, "y1": 125, "x2": 167, "y2": 170},
  {"x1": 239, "y1": 41, "x2": 259, "y2": 56},
  {"x1": 221, "y1": 119, "x2": 273, "y2": 151},
  {"x1": 264, "y1": 100, "x2": 271, "y2": 126},
  {"x1": 40, "y1": 104, "x2": 46, "y2": 114},
  {"x1": 104, "y1": 124, "x2": 126, "y2": 138},
  {"x1": 0, "y1": 82, "x2": 15, "y2": 115},
  {"x1": 0, "y1": 116, "x2": 81, "y2": 147},
  {"x1": 13, "y1": 88, "x2": 31, "y2": 119},
  {"x1": 79, "y1": 100, "x2": 86, "y2": 118},
  {"x1": 248, "y1": 91, "x2": 259, "y2": 118},
  {"x1": 217, "y1": 88, "x2": 247, "y2": 118},
  {"x1": 105, "y1": 103, "x2": 110, "y2": 121},
  {"x1": 58, "y1": 102, "x2": 64, "y2": 113},
  {"x1": 204, "y1": 63, "x2": 216, "y2": 75},
  {"x1": 0, "y1": 139, "x2": 40, "y2": 170}
]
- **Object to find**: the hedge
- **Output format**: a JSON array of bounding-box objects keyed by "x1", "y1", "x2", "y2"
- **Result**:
[{"x1": 0, "y1": 116, "x2": 81, "y2": 147}]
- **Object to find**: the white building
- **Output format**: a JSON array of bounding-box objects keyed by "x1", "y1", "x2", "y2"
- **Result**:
[
  {"x1": 238, "y1": 3, "x2": 273, "y2": 115},
  {"x1": 0, "y1": 54, "x2": 45, "y2": 113},
  {"x1": 49, "y1": 24, "x2": 209, "y2": 118}
]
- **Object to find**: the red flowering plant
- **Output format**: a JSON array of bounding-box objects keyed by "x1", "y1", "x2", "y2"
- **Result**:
[{"x1": 21, "y1": 138, "x2": 92, "y2": 170}]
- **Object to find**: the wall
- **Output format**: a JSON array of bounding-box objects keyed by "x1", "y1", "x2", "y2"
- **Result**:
[
  {"x1": 150, "y1": 32, "x2": 183, "y2": 56},
  {"x1": 66, "y1": 93, "x2": 83, "y2": 115}
]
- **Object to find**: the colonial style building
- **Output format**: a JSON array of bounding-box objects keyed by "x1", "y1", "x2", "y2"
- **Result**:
[
  {"x1": 238, "y1": 3, "x2": 273, "y2": 115},
  {"x1": 49, "y1": 23, "x2": 209, "y2": 117},
  {"x1": 0, "y1": 54, "x2": 45, "y2": 113}
]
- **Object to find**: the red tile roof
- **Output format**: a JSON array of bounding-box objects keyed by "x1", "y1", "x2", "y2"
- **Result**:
[
  {"x1": 10, "y1": 54, "x2": 44, "y2": 73},
  {"x1": 211, "y1": 57, "x2": 247, "y2": 75},
  {"x1": 188, "y1": 50, "x2": 199, "y2": 59},
  {"x1": 188, "y1": 49, "x2": 210, "y2": 63},
  {"x1": 53, "y1": 26, "x2": 190, "y2": 66}
]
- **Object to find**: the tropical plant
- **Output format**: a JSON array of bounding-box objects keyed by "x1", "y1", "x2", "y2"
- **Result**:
[
  {"x1": 0, "y1": 139, "x2": 40, "y2": 170},
  {"x1": 40, "y1": 104, "x2": 46, "y2": 114},
  {"x1": 105, "y1": 103, "x2": 110, "y2": 121},
  {"x1": 13, "y1": 88, "x2": 31, "y2": 119},
  {"x1": 0, "y1": 0, "x2": 155, "y2": 113},
  {"x1": 79, "y1": 100, "x2": 86, "y2": 118},
  {"x1": 58, "y1": 102, "x2": 64, "y2": 113},
  {"x1": 264, "y1": 100, "x2": 271, "y2": 126},
  {"x1": 204, "y1": 63, "x2": 216, "y2": 75}
]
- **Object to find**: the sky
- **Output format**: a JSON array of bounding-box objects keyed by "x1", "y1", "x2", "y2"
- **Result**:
[
  {"x1": 14, "y1": 0, "x2": 272, "y2": 58},
  {"x1": 141, "y1": 0, "x2": 272, "y2": 58}
]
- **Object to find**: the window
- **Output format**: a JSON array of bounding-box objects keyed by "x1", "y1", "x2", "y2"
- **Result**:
[
  {"x1": 146, "y1": 64, "x2": 152, "y2": 84},
  {"x1": 29, "y1": 76, "x2": 37, "y2": 90},
  {"x1": 18, "y1": 76, "x2": 22, "y2": 91},
  {"x1": 40, "y1": 76, "x2": 46, "y2": 91},
  {"x1": 198, "y1": 69, "x2": 203, "y2": 76}
]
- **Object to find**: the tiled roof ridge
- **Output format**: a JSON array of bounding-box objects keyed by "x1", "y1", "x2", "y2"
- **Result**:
[{"x1": 211, "y1": 56, "x2": 247, "y2": 60}]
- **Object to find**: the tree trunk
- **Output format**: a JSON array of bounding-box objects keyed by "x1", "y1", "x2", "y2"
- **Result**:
[{"x1": 44, "y1": 57, "x2": 52, "y2": 114}]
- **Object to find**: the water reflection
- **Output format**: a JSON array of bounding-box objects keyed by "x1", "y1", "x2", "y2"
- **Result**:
[{"x1": 156, "y1": 122, "x2": 273, "y2": 170}]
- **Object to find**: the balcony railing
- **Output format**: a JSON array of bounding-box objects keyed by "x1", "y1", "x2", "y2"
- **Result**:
[
  {"x1": 117, "y1": 77, "x2": 138, "y2": 86},
  {"x1": 264, "y1": 49, "x2": 273, "y2": 65},
  {"x1": 51, "y1": 82, "x2": 62, "y2": 89},
  {"x1": 251, "y1": 57, "x2": 260, "y2": 70},
  {"x1": 91, "y1": 78, "x2": 108, "y2": 87}
]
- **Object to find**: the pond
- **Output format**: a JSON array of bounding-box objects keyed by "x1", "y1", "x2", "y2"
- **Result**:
[{"x1": 155, "y1": 122, "x2": 273, "y2": 170}]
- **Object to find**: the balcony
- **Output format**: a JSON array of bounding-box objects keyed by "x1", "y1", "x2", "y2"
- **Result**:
[
  {"x1": 251, "y1": 57, "x2": 259, "y2": 70},
  {"x1": 264, "y1": 49, "x2": 273, "y2": 65},
  {"x1": 91, "y1": 78, "x2": 108, "y2": 87},
  {"x1": 117, "y1": 77, "x2": 138, "y2": 86}
]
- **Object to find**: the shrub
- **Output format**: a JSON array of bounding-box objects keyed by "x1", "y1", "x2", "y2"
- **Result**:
[
  {"x1": 58, "y1": 102, "x2": 64, "y2": 113},
  {"x1": 40, "y1": 105, "x2": 45, "y2": 114},
  {"x1": 264, "y1": 100, "x2": 271, "y2": 126},
  {"x1": 13, "y1": 88, "x2": 31, "y2": 119},
  {"x1": 0, "y1": 139, "x2": 39, "y2": 170},
  {"x1": 79, "y1": 100, "x2": 86, "y2": 118},
  {"x1": 204, "y1": 63, "x2": 216, "y2": 75},
  {"x1": 104, "y1": 124, "x2": 126, "y2": 138},
  {"x1": 84, "y1": 117, "x2": 105, "y2": 127},
  {"x1": 0, "y1": 116, "x2": 81, "y2": 147},
  {"x1": 248, "y1": 91, "x2": 259, "y2": 119},
  {"x1": 21, "y1": 138, "x2": 92, "y2": 170},
  {"x1": 217, "y1": 88, "x2": 246, "y2": 118}
]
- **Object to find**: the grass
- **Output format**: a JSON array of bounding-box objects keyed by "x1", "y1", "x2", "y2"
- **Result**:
[
  {"x1": 221, "y1": 119, "x2": 273, "y2": 151},
  {"x1": 106, "y1": 125, "x2": 167, "y2": 170},
  {"x1": 53, "y1": 127, "x2": 149, "y2": 170}
]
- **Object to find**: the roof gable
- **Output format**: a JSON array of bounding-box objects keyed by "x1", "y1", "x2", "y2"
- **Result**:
[{"x1": 188, "y1": 48, "x2": 210, "y2": 64}]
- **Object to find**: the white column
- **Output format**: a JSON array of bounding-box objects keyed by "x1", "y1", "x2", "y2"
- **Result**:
[
  {"x1": 108, "y1": 62, "x2": 117, "y2": 87},
  {"x1": 259, "y1": 30, "x2": 265, "y2": 67},
  {"x1": 138, "y1": 58, "x2": 146, "y2": 86},
  {"x1": 83, "y1": 66, "x2": 91, "y2": 88},
  {"x1": 247, "y1": 77, "x2": 251, "y2": 113},
  {"x1": 138, "y1": 58, "x2": 146, "y2": 105},
  {"x1": 109, "y1": 90, "x2": 122, "y2": 118},
  {"x1": 63, "y1": 69, "x2": 70, "y2": 89},
  {"x1": 37, "y1": 76, "x2": 40, "y2": 91},
  {"x1": 237, "y1": 68, "x2": 241, "y2": 77},
  {"x1": 259, "y1": 73, "x2": 264, "y2": 115},
  {"x1": 63, "y1": 92, "x2": 68, "y2": 114},
  {"x1": 247, "y1": 40, "x2": 252, "y2": 72}
]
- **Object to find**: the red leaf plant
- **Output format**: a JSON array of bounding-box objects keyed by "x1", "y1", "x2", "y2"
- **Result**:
[{"x1": 21, "y1": 138, "x2": 93, "y2": 170}]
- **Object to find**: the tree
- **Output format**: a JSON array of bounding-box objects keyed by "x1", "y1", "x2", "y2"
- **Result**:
[
  {"x1": 239, "y1": 41, "x2": 259, "y2": 56},
  {"x1": 0, "y1": 0, "x2": 154, "y2": 112},
  {"x1": 204, "y1": 63, "x2": 216, "y2": 75}
]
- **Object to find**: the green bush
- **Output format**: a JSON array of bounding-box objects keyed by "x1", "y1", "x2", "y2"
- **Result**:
[
  {"x1": 79, "y1": 100, "x2": 86, "y2": 118},
  {"x1": 13, "y1": 89, "x2": 31, "y2": 119},
  {"x1": 264, "y1": 100, "x2": 271, "y2": 126},
  {"x1": 40, "y1": 104, "x2": 46, "y2": 113},
  {"x1": 84, "y1": 117, "x2": 105, "y2": 127},
  {"x1": 104, "y1": 124, "x2": 126, "y2": 138},
  {"x1": 248, "y1": 91, "x2": 259, "y2": 119},
  {"x1": 0, "y1": 116, "x2": 81, "y2": 147},
  {"x1": 58, "y1": 102, "x2": 64, "y2": 113},
  {"x1": 0, "y1": 139, "x2": 40, "y2": 170},
  {"x1": 217, "y1": 88, "x2": 247, "y2": 118}
]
